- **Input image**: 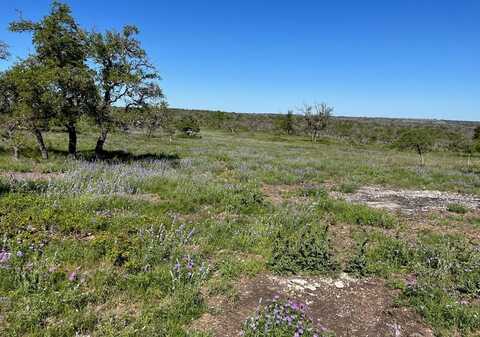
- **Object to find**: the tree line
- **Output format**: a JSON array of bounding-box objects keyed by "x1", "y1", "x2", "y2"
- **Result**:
[{"x1": 0, "y1": 1, "x2": 165, "y2": 159}]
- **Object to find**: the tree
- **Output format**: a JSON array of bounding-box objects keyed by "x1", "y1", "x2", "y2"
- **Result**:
[
  {"x1": 0, "y1": 58, "x2": 61, "y2": 159},
  {"x1": 473, "y1": 126, "x2": 480, "y2": 141},
  {"x1": 300, "y1": 102, "x2": 333, "y2": 142},
  {"x1": 279, "y1": 110, "x2": 295, "y2": 135},
  {"x1": 10, "y1": 1, "x2": 98, "y2": 157},
  {"x1": 144, "y1": 100, "x2": 169, "y2": 137},
  {"x1": 0, "y1": 41, "x2": 9, "y2": 60},
  {"x1": 88, "y1": 25, "x2": 164, "y2": 156},
  {"x1": 177, "y1": 115, "x2": 200, "y2": 137},
  {"x1": 395, "y1": 128, "x2": 435, "y2": 166}
]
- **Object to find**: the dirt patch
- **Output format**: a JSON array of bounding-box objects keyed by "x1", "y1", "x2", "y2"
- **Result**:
[
  {"x1": 0, "y1": 171, "x2": 63, "y2": 181},
  {"x1": 262, "y1": 184, "x2": 300, "y2": 205},
  {"x1": 191, "y1": 273, "x2": 433, "y2": 337},
  {"x1": 333, "y1": 186, "x2": 480, "y2": 216}
]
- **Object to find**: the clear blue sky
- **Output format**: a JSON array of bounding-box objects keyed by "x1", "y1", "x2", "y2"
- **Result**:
[{"x1": 1, "y1": 1, "x2": 479, "y2": 121}]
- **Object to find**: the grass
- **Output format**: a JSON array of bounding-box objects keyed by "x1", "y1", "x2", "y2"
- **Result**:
[
  {"x1": 447, "y1": 203, "x2": 469, "y2": 214},
  {"x1": 0, "y1": 128, "x2": 479, "y2": 336}
]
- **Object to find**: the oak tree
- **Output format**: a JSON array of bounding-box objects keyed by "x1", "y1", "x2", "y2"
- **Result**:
[
  {"x1": 10, "y1": 1, "x2": 98, "y2": 157},
  {"x1": 88, "y1": 25, "x2": 163, "y2": 155},
  {"x1": 0, "y1": 58, "x2": 61, "y2": 159}
]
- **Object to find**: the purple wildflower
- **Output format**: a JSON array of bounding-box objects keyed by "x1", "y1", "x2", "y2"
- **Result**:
[
  {"x1": 0, "y1": 250, "x2": 11, "y2": 263},
  {"x1": 68, "y1": 271, "x2": 77, "y2": 281}
]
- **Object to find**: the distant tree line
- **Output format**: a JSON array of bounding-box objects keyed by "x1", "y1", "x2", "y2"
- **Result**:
[{"x1": 164, "y1": 107, "x2": 480, "y2": 166}]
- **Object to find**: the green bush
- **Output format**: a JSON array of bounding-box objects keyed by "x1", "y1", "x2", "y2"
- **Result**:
[
  {"x1": 269, "y1": 222, "x2": 337, "y2": 274},
  {"x1": 176, "y1": 115, "x2": 200, "y2": 137}
]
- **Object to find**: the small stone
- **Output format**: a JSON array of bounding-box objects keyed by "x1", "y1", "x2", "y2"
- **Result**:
[{"x1": 334, "y1": 280, "x2": 345, "y2": 288}]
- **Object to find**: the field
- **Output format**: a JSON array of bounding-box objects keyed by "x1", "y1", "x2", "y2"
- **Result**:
[{"x1": 1, "y1": 128, "x2": 480, "y2": 337}]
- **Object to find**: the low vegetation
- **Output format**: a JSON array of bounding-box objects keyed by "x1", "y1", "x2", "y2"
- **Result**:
[{"x1": 0, "y1": 129, "x2": 479, "y2": 336}]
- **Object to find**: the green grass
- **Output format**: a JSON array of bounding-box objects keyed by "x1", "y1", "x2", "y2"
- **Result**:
[
  {"x1": 1, "y1": 129, "x2": 479, "y2": 336},
  {"x1": 447, "y1": 203, "x2": 469, "y2": 214}
]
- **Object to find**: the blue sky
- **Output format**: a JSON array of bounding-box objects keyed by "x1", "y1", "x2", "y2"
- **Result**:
[{"x1": 0, "y1": 1, "x2": 479, "y2": 121}]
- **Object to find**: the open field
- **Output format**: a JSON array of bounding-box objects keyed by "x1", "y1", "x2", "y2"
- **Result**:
[{"x1": 1, "y1": 129, "x2": 480, "y2": 337}]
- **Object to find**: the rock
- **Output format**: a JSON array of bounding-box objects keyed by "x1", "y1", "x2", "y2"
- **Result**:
[{"x1": 334, "y1": 280, "x2": 345, "y2": 289}]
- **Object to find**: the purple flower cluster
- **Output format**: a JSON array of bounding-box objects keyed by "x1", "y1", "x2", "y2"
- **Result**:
[
  {"x1": 0, "y1": 250, "x2": 12, "y2": 264},
  {"x1": 175, "y1": 224, "x2": 196, "y2": 245},
  {"x1": 170, "y1": 255, "x2": 208, "y2": 288},
  {"x1": 0, "y1": 249, "x2": 25, "y2": 269},
  {"x1": 241, "y1": 297, "x2": 323, "y2": 337}
]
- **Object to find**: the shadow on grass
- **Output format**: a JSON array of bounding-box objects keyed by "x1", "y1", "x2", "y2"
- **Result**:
[
  {"x1": 88, "y1": 150, "x2": 180, "y2": 163},
  {"x1": 49, "y1": 149, "x2": 180, "y2": 163}
]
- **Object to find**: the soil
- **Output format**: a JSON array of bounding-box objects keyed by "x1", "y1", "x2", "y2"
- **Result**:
[{"x1": 191, "y1": 273, "x2": 433, "y2": 337}]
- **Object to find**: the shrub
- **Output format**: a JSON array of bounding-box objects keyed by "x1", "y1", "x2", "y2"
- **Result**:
[
  {"x1": 177, "y1": 115, "x2": 200, "y2": 137},
  {"x1": 269, "y1": 222, "x2": 337, "y2": 274}
]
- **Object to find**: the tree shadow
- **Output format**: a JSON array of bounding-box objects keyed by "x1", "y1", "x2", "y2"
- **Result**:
[
  {"x1": 49, "y1": 149, "x2": 180, "y2": 163},
  {"x1": 88, "y1": 150, "x2": 180, "y2": 163}
]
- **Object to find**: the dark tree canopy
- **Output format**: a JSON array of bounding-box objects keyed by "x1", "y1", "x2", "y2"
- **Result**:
[
  {"x1": 9, "y1": 1, "x2": 87, "y2": 68},
  {"x1": 10, "y1": 1, "x2": 98, "y2": 157},
  {"x1": 0, "y1": 58, "x2": 62, "y2": 159}
]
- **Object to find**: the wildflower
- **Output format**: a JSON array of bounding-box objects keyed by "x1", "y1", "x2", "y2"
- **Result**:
[
  {"x1": 0, "y1": 250, "x2": 11, "y2": 263},
  {"x1": 68, "y1": 271, "x2": 77, "y2": 281},
  {"x1": 173, "y1": 260, "x2": 181, "y2": 273},
  {"x1": 16, "y1": 251, "x2": 24, "y2": 258}
]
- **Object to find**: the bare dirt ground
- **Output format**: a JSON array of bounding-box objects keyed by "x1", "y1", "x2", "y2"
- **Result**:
[{"x1": 192, "y1": 273, "x2": 433, "y2": 337}]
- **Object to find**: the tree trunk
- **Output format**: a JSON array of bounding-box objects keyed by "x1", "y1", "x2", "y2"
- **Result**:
[
  {"x1": 33, "y1": 129, "x2": 48, "y2": 160},
  {"x1": 415, "y1": 144, "x2": 425, "y2": 166},
  {"x1": 419, "y1": 152, "x2": 425, "y2": 166},
  {"x1": 12, "y1": 146, "x2": 19, "y2": 160},
  {"x1": 95, "y1": 127, "x2": 108, "y2": 157},
  {"x1": 66, "y1": 122, "x2": 77, "y2": 157}
]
